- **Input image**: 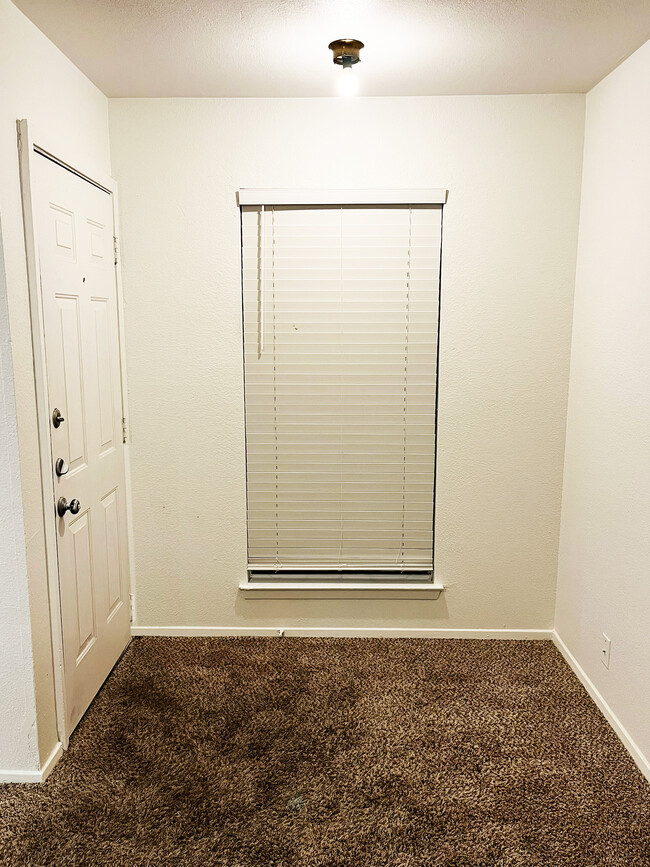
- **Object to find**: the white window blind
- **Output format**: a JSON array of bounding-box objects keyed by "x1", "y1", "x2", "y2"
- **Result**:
[{"x1": 241, "y1": 203, "x2": 442, "y2": 578}]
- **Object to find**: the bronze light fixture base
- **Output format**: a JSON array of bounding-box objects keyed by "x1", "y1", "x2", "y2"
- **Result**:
[{"x1": 328, "y1": 39, "x2": 364, "y2": 68}]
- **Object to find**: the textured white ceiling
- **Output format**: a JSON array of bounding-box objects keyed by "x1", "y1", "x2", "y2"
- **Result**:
[{"x1": 12, "y1": 0, "x2": 650, "y2": 97}]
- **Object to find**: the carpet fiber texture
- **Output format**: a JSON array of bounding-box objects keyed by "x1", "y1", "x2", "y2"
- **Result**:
[{"x1": 1, "y1": 637, "x2": 649, "y2": 866}]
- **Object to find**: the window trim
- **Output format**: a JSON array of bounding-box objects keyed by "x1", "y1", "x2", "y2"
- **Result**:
[
  {"x1": 238, "y1": 188, "x2": 448, "y2": 206},
  {"x1": 238, "y1": 189, "x2": 447, "y2": 594},
  {"x1": 239, "y1": 581, "x2": 445, "y2": 596}
]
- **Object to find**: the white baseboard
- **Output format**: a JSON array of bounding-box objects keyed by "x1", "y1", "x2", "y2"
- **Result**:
[
  {"x1": 132, "y1": 625, "x2": 553, "y2": 640},
  {"x1": 552, "y1": 630, "x2": 650, "y2": 784},
  {"x1": 0, "y1": 767, "x2": 43, "y2": 784},
  {"x1": 0, "y1": 741, "x2": 62, "y2": 785},
  {"x1": 279, "y1": 627, "x2": 552, "y2": 639},
  {"x1": 132, "y1": 626, "x2": 285, "y2": 637},
  {"x1": 39, "y1": 741, "x2": 62, "y2": 782}
]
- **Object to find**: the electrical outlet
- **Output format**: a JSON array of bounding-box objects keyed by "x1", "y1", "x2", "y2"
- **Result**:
[{"x1": 601, "y1": 633, "x2": 612, "y2": 669}]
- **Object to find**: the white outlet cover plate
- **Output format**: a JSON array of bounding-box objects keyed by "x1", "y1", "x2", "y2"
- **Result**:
[{"x1": 601, "y1": 633, "x2": 612, "y2": 669}]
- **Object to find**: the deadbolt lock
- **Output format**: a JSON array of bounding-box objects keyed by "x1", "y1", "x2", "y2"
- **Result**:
[
  {"x1": 52, "y1": 408, "x2": 65, "y2": 428},
  {"x1": 55, "y1": 458, "x2": 69, "y2": 477}
]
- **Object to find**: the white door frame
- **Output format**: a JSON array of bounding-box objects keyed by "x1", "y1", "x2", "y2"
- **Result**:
[{"x1": 17, "y1": 118, "x2": 135, "y2": 749}]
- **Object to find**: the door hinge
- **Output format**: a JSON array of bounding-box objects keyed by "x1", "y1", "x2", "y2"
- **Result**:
[
  {"x1": 129, "y1": 593, "x2": 134, "y2": 623},
  {"x1": 113, "y1": 235, "x2": 120, "y2": 265},
  {"x1": 122, "y1": 417, "x2": 128, "y2": 443}
]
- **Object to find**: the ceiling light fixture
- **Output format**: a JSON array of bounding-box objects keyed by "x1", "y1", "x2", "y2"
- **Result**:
[{"x1": 328, "y1": 38, "x2": 364, "y2": 97}]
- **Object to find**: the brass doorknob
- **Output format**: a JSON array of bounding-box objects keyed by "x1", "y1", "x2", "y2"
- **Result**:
[{"x1": 57, "y1": 497, "x2": 81, "y2": 518}]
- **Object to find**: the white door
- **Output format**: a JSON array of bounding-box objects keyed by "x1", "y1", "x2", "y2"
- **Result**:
[{"x1": 35, "y1": 153, "x2": 131, "y2": 735}]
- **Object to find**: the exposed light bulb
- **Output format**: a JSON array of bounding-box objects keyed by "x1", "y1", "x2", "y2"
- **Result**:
[{"x1": 338, "y1": 66, "x2": 359, "y2": 97}]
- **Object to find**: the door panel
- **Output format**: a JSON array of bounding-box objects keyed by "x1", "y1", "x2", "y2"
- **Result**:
[
  {"x1": 101, "y1": 488, "x2": 122, "y2": 614},
  {"x1": 69, "y1": 510, "x2": 96, "y2": 658},
  {"x1": 56, "y1": 294, "x2": 87, "y2": 471},
  {"x1": 93, "y1": 298, "x2": 115, "y2": 452},
  {"x1": 35, "y1": 154, "x2": 130, "y2": 735}
]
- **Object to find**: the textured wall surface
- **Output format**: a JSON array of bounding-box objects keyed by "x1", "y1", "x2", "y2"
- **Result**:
[
  {"x1": 0, "y1": 0, "x2": 110, "y2": 773},
  {"x1": 0, "y1": 213, "x2": 38, "y2": 774},
  {"x1": 556, "y1": 40, "x2": 650, "y2": 766},
  {"x1": 109, "y1": 94, "x2": 584, "y2": 631}
]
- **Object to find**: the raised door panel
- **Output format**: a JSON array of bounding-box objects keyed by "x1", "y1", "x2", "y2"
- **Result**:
[
  {"x1": 92, "y1": 297, "x2": 116, "y2": 454},
  {"x1": 68, "y1": 509, "x2": 96, "y2": 662},
  {"x1": 100, "y1": 488, "x2": 123, "y2": 617},
  {"x1": 55, "y1": 294, "x2": 88, "y2": 473}
]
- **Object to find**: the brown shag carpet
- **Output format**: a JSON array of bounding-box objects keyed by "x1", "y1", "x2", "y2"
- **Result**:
[{"x1": 1, "y1": 638, "x2": 649, "y2": 866}]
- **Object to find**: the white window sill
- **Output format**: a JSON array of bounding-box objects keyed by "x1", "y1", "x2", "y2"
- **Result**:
[{"x1": 239, "y1": 581, "x2": 444, "y2": 599}]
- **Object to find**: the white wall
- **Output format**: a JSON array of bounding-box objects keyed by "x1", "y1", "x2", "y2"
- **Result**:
[
  {"x1": 555, "y1": 40, "x2": 650, "y2": 770},
  {"x1": 0, "y1": 0, "x2": 111, "y2": 775},
  {"x1": 109, "y1": 95, "x2": 584, "y2": 632},
  {"x1": 0, "y1": 209, "x2": 39, "y2": 775}
]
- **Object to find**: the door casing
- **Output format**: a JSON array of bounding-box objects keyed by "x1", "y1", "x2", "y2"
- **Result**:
[{"x1": 17, "y1": 118, "x2": 135, "y2": 749}]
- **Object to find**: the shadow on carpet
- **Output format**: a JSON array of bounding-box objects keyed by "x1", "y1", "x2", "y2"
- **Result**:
[{"x1": 1, "y1": 637, "x2": 649, "y2": 866}]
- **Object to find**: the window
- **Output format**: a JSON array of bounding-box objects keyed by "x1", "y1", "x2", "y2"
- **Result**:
[{"x1": 240, "y1": 191, "x2": 444, "y2": 584}]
